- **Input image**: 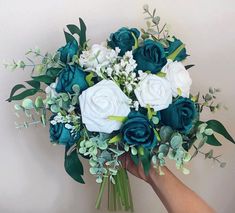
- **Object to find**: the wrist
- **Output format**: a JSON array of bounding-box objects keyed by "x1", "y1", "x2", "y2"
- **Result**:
[{"x1": 147, "y1": 166, "x2": 168, "y2": 187}]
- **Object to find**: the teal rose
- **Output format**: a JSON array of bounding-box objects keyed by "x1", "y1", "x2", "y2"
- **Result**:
[
  {"x1": 58, "y1": 40, "x2": 78, "y2": 63},
  {"x1": 133, "y1": 39, "x2": 167, "y2": 74},
  {"x1": 49, "y1": 116, "x2": 79, "y2": 146},
  {"x1": 108, "y1": 27, "x2": 140, "y2": 56},
  {"x1": 165, "y1": 37, "x2": 188, "y2": 62},
  {"x1": 160, "y1": 97, "x2": 196, "y2": 133},
  {"x1": 56, "y1": 65, "x2": 88, "y2": 94},
  {"x1": 121, "y1": 111, "x2": 157, "y2": 148}
]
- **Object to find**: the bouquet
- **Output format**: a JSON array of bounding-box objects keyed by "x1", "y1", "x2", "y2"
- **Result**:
[{"x1": 6, "y1": 4, "x2": 234, "y2": 212}]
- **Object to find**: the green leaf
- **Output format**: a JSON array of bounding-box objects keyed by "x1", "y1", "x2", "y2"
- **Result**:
[
  {"x1": 35, "y1": 96, "x2": 44, "y2": 108},
  {"x1": 160, "y1": 126, "x2": 173, "y2": 142},
  {"x1": 140, "y1": 149, "x2": 151, "y2": 176},
  {"x1": 7, "y1": 84, "x2": 26, "y2": 102},
  {"x1": 64, "y1": 31, "x2": 76, "y2": 43},
  {"x1": 79, "y1": 18, "x2": 87, "y2": 48},
  {"x1": 206, "y1": 134, "x2": 222, "y2": 146},
  {"x1": 206, "y1": 120, "x2": 235, "y2": 144},
  {"x1": 85, "y1": 72, "x2": 95, "y2": 87},
  {"x1": 25, "y1": 80, "x2": 40, "y2": 89},
  {"x1": 170, "y1": 133, "x2": 183, "y2": 149},
  {"x1": 185, "y1": 64, "x2": 195, "y2": 70},
  {"x1": 66, "y1": 24, "x2": 81, "y2": 35},
  {"x1": 32, "y1": 75, "x2": 55, "y2": 85},
  {"x1": 109, "y1": 133, "x2": 122, "y2": 144},
  {"x1": 130, "y1": 153, "x2": 139, "y2": 166},
  {"x1": 107, "y1": 116, "x2": 127, "y2": 123},
  {"x1": 22, "y1": 98, "x2": 34, "y2": 109},
  {"x1": 64, "y1": 148, "x2": 85, "y2": 184},
  {"x1": 8, "y1": 88, "x2": 38, "y2": 101},
  {"x1": 156, "y1": 71, "x2": 166, "y2": 77},
  {"x1": 147, "y1": 104, "x2": 155, "y2": 120},
  {"x1": 167, "y1": 44, "x2": 185, "y2": 61},
  {"x1": 131, "y1": 32, "x2": 139, "y2": 49},
  {"x1": 46, "y1": 68, "x2": 62, "y2": 78},
  {"x1": 131, "y1": 146, "x2": 138, "y2": 155},
  {"x1": 109, "y1": 148, "x2": 125, "y2": 156}
]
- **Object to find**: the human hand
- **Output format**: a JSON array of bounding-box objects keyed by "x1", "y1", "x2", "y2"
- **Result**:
[{"x1": 120, "y1": 153, "x2": 153, "y2": 183}]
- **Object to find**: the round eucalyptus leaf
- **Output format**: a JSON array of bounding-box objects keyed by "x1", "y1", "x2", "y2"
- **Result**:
[
  {"x1": 204, "y1": 128, "x2": 213, "y2": 136},
  {"x1": 61, "y1": 93, "x2": 69, "y2": 102},
  {"x1": 72, "y1": 96, "x2": 78, "y2": 105},
  {"x1": 152, "y1": 116, "x2": 159, "y2": 124},
  {"x1": 182, "y1": 167, "x2": 190, "y2": 175},
  {"x1": 22, "y1": 98, "x2": 34, "y2": 109},
  {"x1": 131, "y1": 146, "x2": 137, "y2": 156},
  {"x1": 152, "y1": 155, "x2": 157, "y2": 164},
  {"x1": 72, "y1": 84, "x2": 80, "y2": 94},
  {"x1": 96, "y1": 176, "x2": 103, "y2": 184},
  {"x1": 14, "y1": 104, "x2": 21, "y2": 111},
  {"x1": 170, "y1": 134, "x2": 183, "y2": 149},
  {"x1": 50, "y1": 104, "x2": 60, "y2": 113},
  {"x1": 158, "y1": 144, "x2": 169, "y2": 156},
  {"x1": 220, "y1": 162, "x2": 226, "y2": 168},
  {"x1": 160, "y1": 126, "x2": 173, "y2": 142},
  {"x1": 90, "y1": 167, "x2": 98, "y2": 175}
]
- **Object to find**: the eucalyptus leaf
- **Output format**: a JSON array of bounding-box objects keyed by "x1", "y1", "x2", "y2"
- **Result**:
[
  {"x1": 160, "y1": 126, "x2": 173, "y2": 142},
  {"x1": 35, "y1": 96, "x2": 44, "y2": 108},
  {"x1": 170, "y1": 134, "x2": 183, "y2": 149},
  {"x1": 22, "y1": 98, "x2": 34, "y2": 109}
]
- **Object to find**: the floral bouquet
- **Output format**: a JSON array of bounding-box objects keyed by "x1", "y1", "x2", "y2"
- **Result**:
[{"x1": 6, "y1": 5, "x2": 234, "y2": 212}]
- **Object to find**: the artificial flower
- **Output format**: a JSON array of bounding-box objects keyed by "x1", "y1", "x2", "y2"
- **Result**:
[
  {"x1": 160, "y1": 97, "x2": 196, "y2": 133},
  {"x1": 79, "y1": 80, "x2": 131, "y2": 133},
  {"x1": 108, "y1": 27, "x2": 140, "y2": 56},
  {"x1": 58, "y1": 40, "x2": 78, "y2": 63},
  {"x1": 121, "y1": 111, "x2": 157, "y2": 148},
  {"x1": 134, "y1": 73, "x2": 172, "y2": 111},
  {"x1": 133, "y1": 39, "x2": 167, "y2": 74},
  {"x1": 162, "y1": 60, "x2": 192, "y2": 98},
  {"x1": 55, "y1": 65, "x2": 88, "y2": 94}
]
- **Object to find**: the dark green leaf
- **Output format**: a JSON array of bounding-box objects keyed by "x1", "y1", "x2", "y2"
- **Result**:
[
  {"x1": 32, "y1": 75, "x2": 55, "y2": 85},
  {"x1": 64, "y1": 148, "x2": 85, "y2": 184},
  {"x1": 64, "y1": 30, "x2": 76, "y2": 43},
  {"x1": 8, "y1": 89, "x2": 38, "y2": 101},
  {"x1": 79, "y1": 18, "x2": 87, "y2": 48},
  {"x1": 66, "y1": 24, "x2": 81, "y2": 36},
  {"x1": 26, "y1": 80, "x2": 40, "y2": 89},
  {"x1": 130, "y1": 153, "x2": 139, "y2": 166},
  {"x1": 206, "y1": 134, "x2": 222, "y2": 146},
  {"x1": 140, "y1": 149, "x2": 151, "y2": 176},
  {"x1": 7, "y1": 84, "x2": 26, "y2": 102},
  {"x1": 185, "y1": 64, "x2": 195, "y2": 70},
  {"x1": 206, "y1": 120, "x2": 235, "y2": 144},
  {"x1": 46, "y1": 68, "x2": 62, "y2": 78}
]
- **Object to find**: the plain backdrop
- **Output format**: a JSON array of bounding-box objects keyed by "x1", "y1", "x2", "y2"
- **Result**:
[{"x1": 0, "y1": 0, "x2": 235, "y2": 213}]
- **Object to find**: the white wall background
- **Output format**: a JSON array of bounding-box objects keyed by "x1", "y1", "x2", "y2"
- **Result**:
[{"x1": 0, "y1": 0, "x2": 235, "y2": 212}]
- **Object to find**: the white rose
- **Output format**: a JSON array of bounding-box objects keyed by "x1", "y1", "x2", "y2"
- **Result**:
[
  {"x1": 134, "y1": 74, "x2": 172, "y2": 111},
  {"x1": 79, "y1": 80, "x2": 131, "y2": 133},
  {"x1": 162, "y1": 60, "x2": 192, "y2": 98}
]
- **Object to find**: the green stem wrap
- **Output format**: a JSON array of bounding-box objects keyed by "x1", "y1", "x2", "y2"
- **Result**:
[{"x1": 95, "y1": 168, "x2": 134, "y2": 212}]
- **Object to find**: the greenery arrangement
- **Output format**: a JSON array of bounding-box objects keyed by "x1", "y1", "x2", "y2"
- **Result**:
[{"x1": 6, "y1": 4, "x2": 234, "y2": 212}]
